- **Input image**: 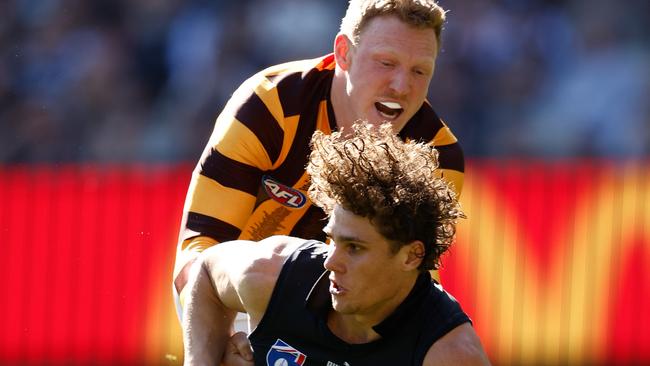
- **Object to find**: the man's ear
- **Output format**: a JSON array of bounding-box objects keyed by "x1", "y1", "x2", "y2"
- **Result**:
[
  {"x1": 403, "y1": 240, "x2": 425, "y2": 271},
  {"x1": 334, "y1": 33, "x2": 353, "y2": 71}
]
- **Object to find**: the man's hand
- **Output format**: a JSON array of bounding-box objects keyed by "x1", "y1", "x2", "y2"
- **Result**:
[{"x1": 221, "y1": 332, "x2": 253, "y2": 366}]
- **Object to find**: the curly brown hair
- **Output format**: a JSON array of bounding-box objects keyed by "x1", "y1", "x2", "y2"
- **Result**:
[
  {"x1": 340, "y1": 0, "x2": 447, "y2": 52},
  {"x1": 307, "y1": 123, "x2": 464, "y2": 271}
]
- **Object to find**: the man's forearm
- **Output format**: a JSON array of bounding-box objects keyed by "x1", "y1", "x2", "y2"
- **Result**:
[
  {"x1": 174, "y1": 235, "x2": 220, "y2": 321},
  {"x1": 182, "y1": 259, "x2": 237, "y2": 366}
]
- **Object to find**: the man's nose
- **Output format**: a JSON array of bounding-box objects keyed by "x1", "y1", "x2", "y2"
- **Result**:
[
  {"x1": 324, "y1": 244, "x2": 345, "y2": 273},
  {"x1": 389, "y1": 69, "x2": 411, "y2": 96}
]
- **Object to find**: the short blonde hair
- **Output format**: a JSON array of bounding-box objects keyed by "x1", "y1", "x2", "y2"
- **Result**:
[{"x1": 340, "y1": 0, "x2": 447, "y2": 51}]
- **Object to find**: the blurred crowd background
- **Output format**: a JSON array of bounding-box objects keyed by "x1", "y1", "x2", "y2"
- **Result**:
[{"x1": 1, "y1": 0, "x2": 649, "y2": 163}]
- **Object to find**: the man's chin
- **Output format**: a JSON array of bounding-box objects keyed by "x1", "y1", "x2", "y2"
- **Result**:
[
  {"x1": 331, "y1": 301, "x2": 357, "y2": 315},
  {"x1": 331, "y1": 299, "x2": 346, "y2": 311}
]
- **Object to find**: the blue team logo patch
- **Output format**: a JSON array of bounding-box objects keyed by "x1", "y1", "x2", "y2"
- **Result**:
[
  {"x1": 262, "y1": 176, "x2": 307, "y2": 208},
  {"x1": 266, "y1": 339, "x2": 307, "y2": 366}
]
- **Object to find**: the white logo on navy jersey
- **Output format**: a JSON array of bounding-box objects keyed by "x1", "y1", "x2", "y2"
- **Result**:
[{"x1": 266, "y1": 339, "x2": 306, "y2": 366}]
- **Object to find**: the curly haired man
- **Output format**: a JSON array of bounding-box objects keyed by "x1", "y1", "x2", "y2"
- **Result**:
[{"x1": 182, "y1": 124, "x2": 489, "y2": 366}]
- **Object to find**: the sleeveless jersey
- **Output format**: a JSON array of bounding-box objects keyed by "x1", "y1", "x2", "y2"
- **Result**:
[{"x1": 249, "y1": 241, "x2": 471, "y2": 366}]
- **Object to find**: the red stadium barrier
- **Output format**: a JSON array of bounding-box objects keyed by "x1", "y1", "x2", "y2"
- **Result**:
[
  {"x1": 0, "y1": 164, "x2": 189, "y2": 365},
  {"x1": 0, "y1": 162, "x2": 648, "y2": 365}
]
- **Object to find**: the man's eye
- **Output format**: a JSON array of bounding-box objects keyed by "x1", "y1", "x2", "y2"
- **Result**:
[
  {"x1": 413, "y1": 67, "x2": 431, "y2": 76},
  {"x1": 348, "y1": 244, "x2": 361, "y2": 252}
]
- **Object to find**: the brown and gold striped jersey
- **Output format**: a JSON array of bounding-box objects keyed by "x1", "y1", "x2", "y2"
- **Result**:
[{"x1": 173, "y1": 54, "x2": 464, "y2": 291}]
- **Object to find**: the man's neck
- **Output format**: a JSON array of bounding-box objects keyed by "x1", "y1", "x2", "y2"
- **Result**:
[{"x1": 327, "y1": 311, "x2": 382, "y2": 344}]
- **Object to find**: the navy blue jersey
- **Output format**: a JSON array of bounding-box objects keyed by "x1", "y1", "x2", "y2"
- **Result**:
[{"x1": 249, "y1": 241, "x2": 471, "y2": 366}]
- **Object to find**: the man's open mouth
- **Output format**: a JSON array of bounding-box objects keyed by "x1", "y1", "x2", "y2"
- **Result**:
[
  {"x1": 375, "y1": 101, "x2": 404, "y2": 120},
  {"x1": 329, "y1": 278, "x2": 347, "y2": 296}
]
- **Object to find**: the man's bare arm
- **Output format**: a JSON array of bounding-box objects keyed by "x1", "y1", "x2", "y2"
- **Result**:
[
  {"x1": 182, "y1": 243, "x2": 243, "y2": 366},
  {"x1": 423, "y1": 323, "x2": 491, "y2": 366},
  {"x1": 182, "y1": 237, "x2": 305, "y2": 366}
]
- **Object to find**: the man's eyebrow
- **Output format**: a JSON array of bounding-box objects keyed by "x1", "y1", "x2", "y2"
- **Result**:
[{"x1": 328, "y1": 233, "x2": 367, "y2": 244}]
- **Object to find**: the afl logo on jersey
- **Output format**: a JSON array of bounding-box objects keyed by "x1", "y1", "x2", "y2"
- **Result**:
[
  {"x1": 266, "y1": 339, "x2": 306, "y2": 366},
  {"x1": 262, "y1": 175, "x2": 307, "y2": 208}
]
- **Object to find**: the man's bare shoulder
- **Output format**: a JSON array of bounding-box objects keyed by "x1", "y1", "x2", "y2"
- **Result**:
[
  {"x1": 200, "y1": 235, "x2": 307, "y2": 274},
  {"x1": 423, "y1": 323, "x2": 491, "y2": 366},
  {"x1": 222, "y1": 236, "x2": 309, "y2": 321},
  {"x1": 256, "y1": 235, "x2": 310, "y2": 262}
]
